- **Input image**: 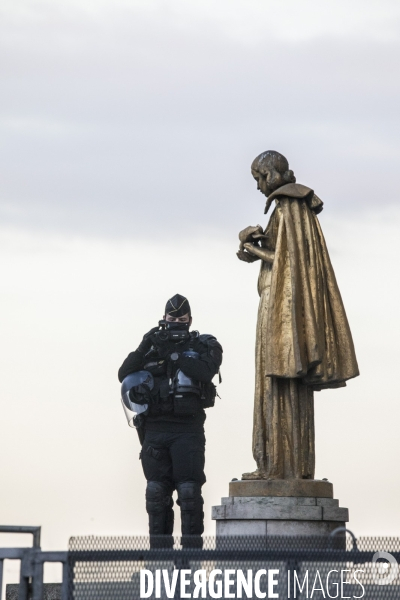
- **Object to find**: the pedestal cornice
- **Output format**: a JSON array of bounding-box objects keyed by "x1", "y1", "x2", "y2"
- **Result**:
[{"x1": 229, "y1": 479, "x2": 333, "y2": 498}]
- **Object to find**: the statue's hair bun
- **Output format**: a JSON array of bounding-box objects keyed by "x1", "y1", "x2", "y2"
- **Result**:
[{"x1": 282, "y1": 169, "x2": 296, "y2": 184}]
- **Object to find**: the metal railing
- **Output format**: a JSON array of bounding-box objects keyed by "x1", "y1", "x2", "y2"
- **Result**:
[
  {"x1": 0, "y1": 526, "x2": 67, "y2": 600},
  {"x1": 1, "y1": 528, "x2": 400, "y2": 599}
]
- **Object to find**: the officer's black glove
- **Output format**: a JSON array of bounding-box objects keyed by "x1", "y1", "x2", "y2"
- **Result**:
[
  {"x1": 129, "y1": 383, "x2": 151, "y2": 405},
  {"x1": 176, "y1": 353, "x2": 220, "y2": 383},
  {"x1": 137, "y1": 326, "x2": 160, "y2": 355}
]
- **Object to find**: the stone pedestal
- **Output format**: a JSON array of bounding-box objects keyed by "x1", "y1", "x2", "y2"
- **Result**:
[{"x1": 212, "y1": 480, "x2": 349, "y2": 537}]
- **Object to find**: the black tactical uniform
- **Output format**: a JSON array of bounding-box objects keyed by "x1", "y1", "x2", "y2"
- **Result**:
[{"x1": 118, "y1": 294, "x2": 222, "y2": 548}]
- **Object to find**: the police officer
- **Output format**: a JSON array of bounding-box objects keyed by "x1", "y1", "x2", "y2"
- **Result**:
[{"x1": 118, "y1": 294, "x2": 222, "y2": 548}]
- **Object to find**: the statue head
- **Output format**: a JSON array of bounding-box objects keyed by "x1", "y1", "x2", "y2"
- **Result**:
[{"x1": 251, "y1": 150, "x2": 296, "y2": 199}]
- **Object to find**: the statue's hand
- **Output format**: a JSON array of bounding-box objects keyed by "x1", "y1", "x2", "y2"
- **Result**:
[
  {"x1": 237, "y1": 249, "x2": 259, "y2": 263},
  {"x1": 244, "y1": 242, "x2": 257, "y2": 254},
  {"x1": 243, "y1": 243, "x2": 275, "y2": 264},
  {"x1": 238, "y1": 225, "x2": 264, "y2": 244}
]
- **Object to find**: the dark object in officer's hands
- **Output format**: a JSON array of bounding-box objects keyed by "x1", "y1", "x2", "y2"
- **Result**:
[
  {"x1": 155, "y1": 329, "x2": 189, "y2": 342},
  {"x1": 153, "y1": 319, "x2": 190, "y2": 343}
]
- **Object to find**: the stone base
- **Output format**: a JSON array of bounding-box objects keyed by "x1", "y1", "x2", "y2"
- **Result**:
[
  {"x1": 212, "y1": 482, "x2": 349, "y2": 542},
  {"x1": 216, "y1": 518, "x2": 345, "y2": 537},
  {"x1": 229, "y1": 478, "x2": 333, "y2": 498}
]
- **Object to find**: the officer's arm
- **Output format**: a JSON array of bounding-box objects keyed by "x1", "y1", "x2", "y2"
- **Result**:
[
  {"x1": 117, "y1": 326, "x2": 160, "y2": 382},
  {"x1": 177, "y1": 339, "x2": 223, "y2": 383},
  {"x1": 118, "y1": 351, "x2": 145, "y2": 383}
]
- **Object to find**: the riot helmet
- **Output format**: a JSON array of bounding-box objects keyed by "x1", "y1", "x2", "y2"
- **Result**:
[{"x1": 120, "y1": 370, "x2": 154, "y2": 428}]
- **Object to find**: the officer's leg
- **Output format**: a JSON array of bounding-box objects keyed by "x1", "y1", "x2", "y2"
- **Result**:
[
  {"x1": 176, "y1": 481, "x2": 204, "y2": 546},
  {"x1": 141, "y1": 432, "x2": 174, "y2": 548},
  {"x1": 171, "y1": 431, "x2": 206, "y2": 548},
  {"x1": 145, "y1": 481, "x2": 174, "y2": 545}
]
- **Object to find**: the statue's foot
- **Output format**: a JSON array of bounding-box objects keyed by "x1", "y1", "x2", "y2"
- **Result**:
[{"x1": 241, "y1": 469, "x2": 267, "y2": 480}]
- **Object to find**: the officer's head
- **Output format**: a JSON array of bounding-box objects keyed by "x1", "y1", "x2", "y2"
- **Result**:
[{"x1": 164, "y1": 294, "x2": 192, "y2": 330}]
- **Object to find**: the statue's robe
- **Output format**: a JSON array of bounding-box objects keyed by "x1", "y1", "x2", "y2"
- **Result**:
[{"x1": 253, "y1": 183, "x2": 359, "y2": 479}]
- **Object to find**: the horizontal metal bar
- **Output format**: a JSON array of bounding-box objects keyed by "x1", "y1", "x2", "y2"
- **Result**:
[
  {"x1": 2, "y1": 547, "x2": 397, "y2": 565},
  {"x1": 67, "y1": 549, "x2": 400, "y2": 563},
  {"x1": 33, "y1": 551, "x2": 68, "y2": 563},
  {"x1": 0, "y1": 548, "x2": 27, "y2": 560},
  {"x1": 0, "y1": 525, "x2": 41, "y2": 548}
]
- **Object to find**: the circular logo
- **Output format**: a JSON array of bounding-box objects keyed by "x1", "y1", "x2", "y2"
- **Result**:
[{"x1": 372, "y1": 551, "x2": 399, "y2": 585}]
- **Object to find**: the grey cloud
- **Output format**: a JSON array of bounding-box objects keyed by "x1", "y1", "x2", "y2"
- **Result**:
[{"x1": 1, "y1": 3, "x2": 399, "y2": 239}]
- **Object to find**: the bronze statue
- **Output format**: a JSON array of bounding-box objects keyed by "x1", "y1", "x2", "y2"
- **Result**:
[{"x1": 237, "y1": 151, "x2": 359, "y2": 481}]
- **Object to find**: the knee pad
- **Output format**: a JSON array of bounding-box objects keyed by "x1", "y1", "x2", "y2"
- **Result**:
[
  {"x1": 146, "y1": 481, "x2": 173, "y2": 515},
  {"x1": 176, "y1": 482, "x2": 204, "y2": 537},
  {"x1": 176, "y1": 482, "x2": 203, "y2": 512}
]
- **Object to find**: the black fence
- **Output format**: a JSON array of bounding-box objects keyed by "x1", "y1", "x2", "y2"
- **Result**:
[
  {"x1": 2, "y1": 531, "x2": 399, "y2": 599},
  {"x1": 67, "y1": 535, "x2": 400, "y2": 600}
]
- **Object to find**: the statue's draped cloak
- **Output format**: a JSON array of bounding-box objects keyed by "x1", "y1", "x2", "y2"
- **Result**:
[
  {"x1": 252, "y1": 183, "x2": 359, "y2": 479},
  {"x1": 262, "y1": 184, "x2": 359, "y2": 389}
]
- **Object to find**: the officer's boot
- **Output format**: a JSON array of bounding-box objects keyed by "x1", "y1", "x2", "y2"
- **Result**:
[
  {"x1": 176, "y1": 482, "x2": 204, "y2": 548},
  {"x1": 145, "y1": 481, "x2": 174, "y2": 548}
]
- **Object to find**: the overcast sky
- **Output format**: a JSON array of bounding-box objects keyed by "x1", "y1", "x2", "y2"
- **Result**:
[
  {"x1": 1, "y1": 0, "x2": 400, "y2": 585},
  {"x1": 2, "y1": 0, "x2": 400, "y2": 237}
]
